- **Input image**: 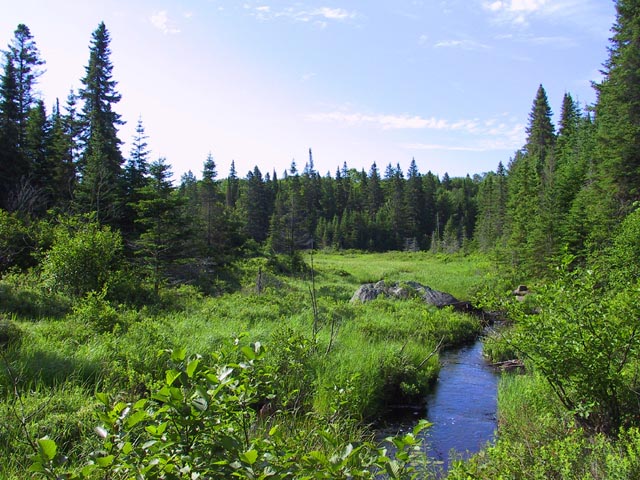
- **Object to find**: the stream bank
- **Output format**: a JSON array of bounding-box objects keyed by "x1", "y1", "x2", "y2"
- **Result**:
[{"x1": 376, "y1": 338, "x2": 499, "y2": 475}]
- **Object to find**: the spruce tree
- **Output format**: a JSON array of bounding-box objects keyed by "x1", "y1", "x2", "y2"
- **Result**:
[
  {"x1": 591, "y1": 0, "x2": 640, "y2": 238},
  {"x1": 7, "y1": 24, "x2": 45, "y2": 150},
  {"x1": 525, "y1": 84, "x2": 556, "y2": 169},
  {"x1": 242, "y1": 167, "x2": 270, "y2": 242},
  {"x1": 124, "y1": 117, "x2": 150, "y2": 195},
  {"x1": 405, "y1": 158, "x2": 427, "y2": 247},
  {"x1": 76, "y1": 22, "x2": 124, "y2": 224},
  {"x1": 225, "y1": 160, "x2": 239, "y2": 208},
  {"x1": 23, "y1": 99, "x2": 50, "y2": 213},
  {"x1": 0, "y1": 55, "x2": 23, "y2": 209},
  {"x1": 301, "y1": 148, "x2": 321, "y2": 238},
  {"x1": 366, "y1": 162, "x2": 384, "y2": 217},
  {"x1": 201, "y1": 153, "x2": 225, "y2": 257},
  {"x1": 133, "y1": 158, "x2": 187, "y2": 295},
  {"x1": 319, "y1": 172, "x2": 337, "y2": 221},
  {"x1": 122, "y1": 118, "x2": 151, "y2": 238},
  {"x1": 46, "y1": 99, "x2": 76, "y2": 208},
  {"x1": 506, "y1": 85, "x2": 557, "y2": 273}
]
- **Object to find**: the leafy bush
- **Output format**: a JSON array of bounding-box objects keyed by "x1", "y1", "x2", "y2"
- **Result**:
[
  {"x1": 482, "y1": 328, "x2": 519, "y2": 363},
  {"x1": 29, "y1": 341, "x2": 429, "y2": 479},
  {"x1": 41, "y1": 216, "x2": 123, "y2": 297},
  {"x1": 511, "y1": 266, "x2": 640, "y2": 435},
  {"x1": 71, "y1": 290, "x2": 120, "y2": 334},
  {"x1": 0, "y1": 210, "x2": 39, "y2": 273},
  {"x1": 0, "y1": 383, "x2": 98, "y2": 479}
]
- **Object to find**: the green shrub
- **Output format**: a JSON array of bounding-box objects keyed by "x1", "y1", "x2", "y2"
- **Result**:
[
  {"x1": 482, "y1": 328, "x2": 519, "y2": 363},
  {"x1": 0, "y1": 210, "x2": 39, "y2": 273},
  {"x1": 71, "y1": 290, "x2": 120, "y2": 334},
  {"x1": 512, "y1": 268, "x2": 640, "y2": 435},
  {"x1": 267, "y1": 327, "x2": 316, "y2": 412},
  {"x1": 28, "y1": 342, "x2": 429, "y2": 479},
  {"x1": 41, "y1": 216, "x2": 123, "y2": 297}
]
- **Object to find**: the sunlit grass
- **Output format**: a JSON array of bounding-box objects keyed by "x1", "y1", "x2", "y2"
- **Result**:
[
  {"x1": 311, "y1": 251, "x2": 492, "y2": 299},
  {"x1": 1, "y1": 250, "x2": 492, "y2": 476}
]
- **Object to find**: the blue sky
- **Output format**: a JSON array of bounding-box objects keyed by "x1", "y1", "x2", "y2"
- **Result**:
[{"x1": 1, "y1": 0, "x2": 615, "y2": 180}]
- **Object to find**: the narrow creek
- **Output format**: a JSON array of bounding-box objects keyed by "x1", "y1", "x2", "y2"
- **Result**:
[{"x1": 377, "y1": 338, "x2": 499, "y2": 475}]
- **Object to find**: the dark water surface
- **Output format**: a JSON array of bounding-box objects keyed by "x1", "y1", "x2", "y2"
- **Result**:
[{"x1": 377, "y1": 339, "x2": 499, "y2": 474}]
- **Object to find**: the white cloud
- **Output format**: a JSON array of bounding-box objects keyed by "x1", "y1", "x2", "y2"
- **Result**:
[
  {"x1": 494, "y1": 32, "x2": 577, "y2": 48},
  {"x1": 306, "y1": 111, "x2": 516, "y2": 134},
  {"x1": 150, "y1": 10, "x2": 181, "y2": 34},
  {"x1": 403, "y1": 143, "x2": 486, "y2": 152},
  {"x1": 434, "y1": 39, "x2": 490, "y2": 50},
  {"x1": 404, "y1": 125, "x2": 525, "y2": 152},
  {"x1": 314, "y1": 7, "x2": 354, "y2": 21},
  {"x1": 483, "y1": 0, "x2": 548, "y2": 14},
  {"x1": 481, "y1": 0, "x2": 549, "y2": 25},
  {"x1": 307, "y1": 109, "x2": 526, "y2": 152},
  {"x1": 249, "y1": 5, "x2": 357, "y2": 25},
  {"x1": 306, "y1": 112, "x2": 453, "y2": 130},
  {"x1": 481, "y1": 0, "x2": 613, "y2": 33}
]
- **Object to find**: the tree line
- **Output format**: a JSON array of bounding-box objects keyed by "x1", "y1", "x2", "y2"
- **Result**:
[
  {"x1": 2, "y1": 1, "x2": 640, "y2": 287},
  {"x1": 0, "y1": 21, "x2": 480, "y2": 288}
]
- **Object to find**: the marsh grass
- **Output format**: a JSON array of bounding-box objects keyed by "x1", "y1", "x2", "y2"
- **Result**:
[
  {"x1": 448, "y1": 372, "x2": 640, "y2": 479},
  {"x1": 312, "y1": 251, "x2": 491, "y2": 299},
  {"x1": 0, "y1": 250, "x2": 490, "y2": 476}
]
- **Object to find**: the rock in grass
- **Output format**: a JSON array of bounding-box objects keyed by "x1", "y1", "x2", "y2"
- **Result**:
[{"x1": 350, "y1": 280, "x2": 460, "y2": 308}]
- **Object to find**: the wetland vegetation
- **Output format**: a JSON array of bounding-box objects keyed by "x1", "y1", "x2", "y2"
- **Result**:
[{"x1": 3, "y1": 1, "x2": 640, "y2": 477}]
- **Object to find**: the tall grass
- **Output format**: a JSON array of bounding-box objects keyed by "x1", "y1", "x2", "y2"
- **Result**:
[
  {"x1": 0, "y1": 250, "x2": 490, "y2": 476},
  {"x1": 449, "y1": 372, "x2": 640, "y2": 479}
]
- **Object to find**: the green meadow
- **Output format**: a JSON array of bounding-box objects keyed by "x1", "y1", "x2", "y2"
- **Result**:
[{"x1": 0, "y1": 251, "x2": 490, "y2": 478}]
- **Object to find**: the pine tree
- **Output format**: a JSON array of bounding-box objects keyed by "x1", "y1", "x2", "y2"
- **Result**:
[
  {"x1": 124, "y1": 117, "x2": 150, "y2": 195},
  {"x1": 590, "y1": 0, "x2": 640, "y2": 236},
  {"x1": 505, "y1": 150, "x2": 540, "y2": 271},
  {"x1": 63, "y1": 90, "x2": 82, "y2": 168},
  {"x1": 47, "y1": 99, "x2": 76, "y2": 208},
  {"x1": 0, "y1": 55, "x2": 23, "y2": 210},
  {"x1": 225, "y1": 160, "x2": 239, "y2": 208},
  {"x1": 76, "y1": 22, "x2": 124, "y2": 224},
  {"x1": 122, "y1": 118, "x2": 150, "y2": 238},
  {"x1": 319, "y1": 172, "x2": 337, "y2": 221},
  {"x1": 367, "y1": 162, "x2": 384, "y2": 217},
  {"x1": 422, "y1": 171, "x2": 439, "y2": 243},
  {"x1": 7, "y1": 24, "x2": 45, "y2": 150},
  {"x1": 525, "y1": 85, "x2": 556, "y2": 170},
  {"x1": 201, "y1": 153, "x2": 225, "y2": 257},
  {"x1": 133, "y1": 158, "x2": 188, "y2": 295},
  {"x1": 23, "y1": 99, "x2": 50, "y2": 213},
  {"x1": 405, "y1": 158, "x2": 427, "y2": 247},
  {"x1": 505, "y1": 85, "x2": 557, "y2": 273},
  {"x1": 301, "y1": 148, "x2": 321, "y2": 237},
  {"x1": 475, "y1": 163, "x2": 507, "y2": 252},
  {"x1": 242, "y1": 167, "x2": 270, "y2": 242},
  {"x1": 389, "y1": 164, "x2": 408, "y2": 248}
]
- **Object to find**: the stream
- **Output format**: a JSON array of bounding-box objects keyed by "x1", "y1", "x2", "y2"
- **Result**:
[{"x1": 377, "y1": 338, "x2": 499, "y2": 475}]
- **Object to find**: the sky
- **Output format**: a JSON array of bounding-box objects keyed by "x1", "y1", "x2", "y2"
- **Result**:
[{"x1": 1, "y1": 0, "x2": 616, "y2": 181}]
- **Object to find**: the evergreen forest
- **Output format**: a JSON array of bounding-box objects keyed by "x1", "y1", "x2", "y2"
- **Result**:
[{"x1": 2, "y1": 1, "x2": 640, "y2": 478}]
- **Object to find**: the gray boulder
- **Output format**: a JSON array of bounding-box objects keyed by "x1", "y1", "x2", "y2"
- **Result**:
[{"x1": 350, "y1": 280, "x2": 460, "y2": 308}]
